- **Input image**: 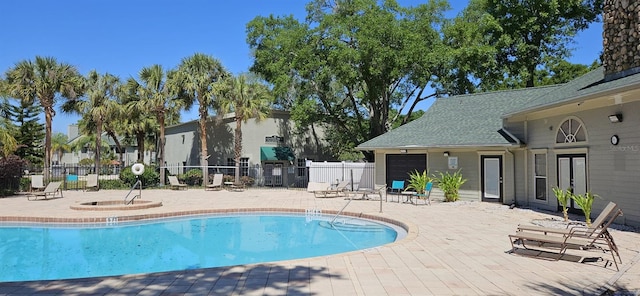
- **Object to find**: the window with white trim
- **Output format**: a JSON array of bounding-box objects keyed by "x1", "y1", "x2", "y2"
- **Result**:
[
  {"x1": 556, "y1": 118, "x2": 586, "y2": 143},
  {"x1": 240, "y1": 158, "x2": 249, "y2": 176},
  {"x1": 534, "y1": 153, "x2": 547, "y2": 201},
  {"x1": 226, "y1": 157, "x2": 249, "y2": 176}
]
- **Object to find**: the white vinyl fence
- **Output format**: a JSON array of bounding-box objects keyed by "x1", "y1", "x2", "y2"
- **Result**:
[{"x1": 308, "y1": 162, "x2": 374, "y2": 190}]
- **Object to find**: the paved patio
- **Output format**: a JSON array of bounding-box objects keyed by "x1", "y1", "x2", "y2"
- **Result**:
[{"x1": 0, "y1": 188, "x2": 638, "y2": 295}]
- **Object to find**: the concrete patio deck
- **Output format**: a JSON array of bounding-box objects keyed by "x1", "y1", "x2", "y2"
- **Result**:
[{"x1": 0, "y1": 188, "x2": 638, "y2": 295}]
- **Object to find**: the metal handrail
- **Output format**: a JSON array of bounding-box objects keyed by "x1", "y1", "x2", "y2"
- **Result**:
[
  {"x1": 124, "y1": 179, "x2": 142, "y2": 205},
  {"x1": 330, "y1": 196, "x2": 354, "y2": 225}
]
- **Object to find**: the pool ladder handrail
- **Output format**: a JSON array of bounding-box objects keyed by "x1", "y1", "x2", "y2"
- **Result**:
[
  {"x1": 330, "y1": 196, "x2": 354, "y2": 226},
  {"x1": 124, "y1": 179, "x2": 142, "y2": 205}
]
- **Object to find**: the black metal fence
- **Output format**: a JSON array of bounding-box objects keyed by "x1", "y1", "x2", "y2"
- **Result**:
[
  {"x1": 19, "y1": 162, "x2": 375, "y2": 191},
  {"x1": 26, "y1": 164, "x2": 124, "y2": 191}
]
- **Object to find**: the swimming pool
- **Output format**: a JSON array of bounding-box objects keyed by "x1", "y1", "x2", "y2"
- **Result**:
[{"x1": 0, "y1": 213, "x2": 404, "y2": 282}]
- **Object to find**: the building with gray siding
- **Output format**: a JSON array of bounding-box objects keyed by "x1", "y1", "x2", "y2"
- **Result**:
[{"x1": 357, "y1": 3, "x2": 640, "y2": 226}]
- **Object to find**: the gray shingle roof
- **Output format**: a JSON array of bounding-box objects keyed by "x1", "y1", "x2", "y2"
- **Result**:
[
  {"x1": 359, "y1": 67, "x2": 640, "y2": 150},
  {"x1": 358, "y1": 85, "x2": 561, "y2": 149},
  {"x1": 505, "y1": 67, "x2": 640, "y2": 117}
]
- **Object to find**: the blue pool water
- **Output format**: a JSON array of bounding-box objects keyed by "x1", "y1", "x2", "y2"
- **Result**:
[{"x1": 0, "y1": 214, "x2": 401, "y2": 282}]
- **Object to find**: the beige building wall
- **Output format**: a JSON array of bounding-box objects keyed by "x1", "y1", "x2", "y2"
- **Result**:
[{"x1": 164, "y1": 110, "x2": 331, "y2": 171}]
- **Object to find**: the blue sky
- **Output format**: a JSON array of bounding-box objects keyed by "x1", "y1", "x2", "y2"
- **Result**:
[{"x1": 0, "y1": 0, "x2": 603, "y2": 136}]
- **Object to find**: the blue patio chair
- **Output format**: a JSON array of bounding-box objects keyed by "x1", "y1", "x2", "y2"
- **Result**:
[
  {"x1": 387, "y1": 180, "x2": 405, "y2": 202},
  {"x1": 415, "y1": 181, "x2": 433, "y2": 205}
]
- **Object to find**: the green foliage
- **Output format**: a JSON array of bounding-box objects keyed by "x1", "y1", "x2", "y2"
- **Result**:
[
  {"x1": 552, "y1": 187, "x2": 572, "y2": 222},
  {"x1": 51, "y1": 132, "x2": 70, "y2": 164},
  {"x1": 570, "y1": 192, "x2": 599, "y2": 227},
  {"x1": 98, "y1": 179, "x2": 127, "y2": 189},
  {"x1": 338, "y1": 150, "x2": 365, "y2": 162},
  {"x1": 247, "y1": 0, "x2": 448, "y2": 160},
  {"x1": 179, "y1": 169, "x2": 203, "y2": 186},
  {"x1": 405, "y1": 170, "x2": 432, "y2": 194},
  {"x1": 442, "y1": 0, "x2": 602, "y2": 90},
  {"x1": 484, "y1": 0, "x2": 602, "y2": 88},
  {"x1": 119, "y1": 165, "x2": 159, "y2": 188},
  {"x1": 433, "y1": 170, "x2": 467, "y2": 202},
  {"x1": 3, "y1": 99, "x2": 44, "y2": 165},
  {"x1": 0, "y1": 155, "x2": 28, "y2": 196},
  {"x1": 79, "y1": 158, "x2": 93, "y2": 166},
  {"x1": 3, "y1": 56, "x2": 84, "y2": 181},
  {"x1": 20, "y1": 177, "x2": 31, "y2": 192},
  {"x1": 534, "y1": 60, "x2": 599, "y2": 86}
]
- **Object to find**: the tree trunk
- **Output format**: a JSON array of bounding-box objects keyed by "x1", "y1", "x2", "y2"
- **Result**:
[
  {"x1": 158, "y1": 113, "x2": 166, "y2": 186},
  {"x1": 136, "y1": 132, "x2": 145, "y2": 163},
  {"x1": 95, "y1": 117, "x2": 102, "y2": 189},
  {"x1": 234, "y1": 117, "x2": 242, "y2": 184},
  {"x1": 199, "y1": 105, "x2": 209, "y2": 186},
  {"x1": 106, "y1": 130, "x2": 124, "y2": 165},
  {"x1": 44, "y1": 105, "x2": 53, "y2": 181}
]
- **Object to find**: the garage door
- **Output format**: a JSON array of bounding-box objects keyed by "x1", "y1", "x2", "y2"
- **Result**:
[{"x1": 385, "y1": 154, "x2": 427, "y2": 186}]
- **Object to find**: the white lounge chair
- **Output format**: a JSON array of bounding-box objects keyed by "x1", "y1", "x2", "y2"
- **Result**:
[
  {"x1": 29, "y1": 181, "x2": 63, "y2": 200},
  {"x1": 168, "y1": 176, "x2": 188, "y2": 190},
  {"x1": 308, "y1": 180, "x2": 350, "y2": 198},
  {"x1": 206, "y1": 173, "x2": 224, "y2": 191},
  {"x1": 30, "y1": 175, "x2": 46, "y2": 192},
  {"x1": 85, "y1": 174, "x2": 99, "y2": 191}
]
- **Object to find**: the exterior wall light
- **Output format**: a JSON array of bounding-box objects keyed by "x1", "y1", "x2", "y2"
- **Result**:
[
  {"x1": 443, "y1": 151, "x2": 449, "y2": 157},
  {"x1": 608, "y1": 113, "x2": 623, "y2": 123}
]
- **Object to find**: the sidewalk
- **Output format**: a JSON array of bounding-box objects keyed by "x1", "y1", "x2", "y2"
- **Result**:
[{"x1": 0, "y1": 189, "x2": 638, "y2": 295}]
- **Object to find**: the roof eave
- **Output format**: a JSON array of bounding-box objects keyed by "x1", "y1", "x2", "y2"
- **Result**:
[{"x1": 503, "y1": 80, "x2": 640, "y2": 119}]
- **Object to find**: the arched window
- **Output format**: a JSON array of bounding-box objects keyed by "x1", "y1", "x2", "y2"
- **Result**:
[{"x1": 556, "y1": 117, "x2": 587, "y2": 144}]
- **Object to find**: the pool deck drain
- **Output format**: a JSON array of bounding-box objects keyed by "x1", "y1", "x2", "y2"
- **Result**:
[{"x1": 0, "y1": 189, "x2": 639, "y2": 295}]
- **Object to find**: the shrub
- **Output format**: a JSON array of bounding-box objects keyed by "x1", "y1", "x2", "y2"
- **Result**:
[
  {"x1": 20, "y1": 177, "x2": 31, "y2": 192},
  {"x1": 571, "y1": 192, "x2": 599, "y2": 227},
  {"x1": 552, "y1": 187, "x2": 571, "y2": 222},
  {"x1": 99, "y1": 179, "x2": 127, "y2": 189},
  {"x1": 0, "y1": 155, "x2": 28, "y2": 196},
  {"x1": 240, "y1": 176, "x2": 255, "y2": 187},
  {"x1": 179, "y1": 169, "x2": 203, "y2": 186},
  {"x1": 405, "y1": 170, "x2": 431, "y2": 194},
  {"x1": 433, "y1": 170, "x2": 467, "y2": 202},
  {"x1": 79, "y1": 158, "x2": 93, "y2": 166},
  {"x1": 119, "y1": 164, "x2": 159, "y2": 188},
  {"x1": 223, "y1": 175, "x2": 234, "y2": 183}
]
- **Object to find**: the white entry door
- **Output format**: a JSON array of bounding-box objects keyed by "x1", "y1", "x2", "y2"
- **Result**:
[{"x1": 481, "y1": 156, "x2": 503, "y2": 202}]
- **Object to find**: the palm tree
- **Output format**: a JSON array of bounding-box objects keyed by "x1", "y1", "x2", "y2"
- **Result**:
[
  {"x1": 216, "y1": 73, "x2": 272, "y2": 183},
  {"x1": 3, "y1": 56, "x2": 83, "y2": 180},
  {"x1": 63, "y1": 70, "x2": 120, "y2": 176},
  {"x1": 69, "y1": 133, "x2": 111, "y2": 161},
  {"x1": 127, "y1": 65, "x2": 181, "y2": 185},
  {"x1": 121, "y1": 78, "x2": 161, "y2": 164},
  {"x1": 0, "y1": 126, "x2": 18, "y2": 158},
  {"x1": 0, "y1": 97, "x2": 18, "y2": 158},
  {"x1": 176, "y1": 53, "x2": 228, "y2": 184},
  {"x1": 51, "y1": 132, "x2": 70, "y2": 164}
]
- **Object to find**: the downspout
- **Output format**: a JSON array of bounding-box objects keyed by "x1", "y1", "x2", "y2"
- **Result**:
[{"x1": 523, "y1": 121, "x2": 529, "y2": 207}]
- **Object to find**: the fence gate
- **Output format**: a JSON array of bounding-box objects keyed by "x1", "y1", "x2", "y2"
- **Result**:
[{"x1": 264, "y1": 163, "x2": 284, "y2": 186}]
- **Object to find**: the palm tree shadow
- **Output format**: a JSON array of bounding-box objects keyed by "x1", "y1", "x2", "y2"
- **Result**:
[{"x1": 0, "y1": 263, "x2": 334, "y2": 295}]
